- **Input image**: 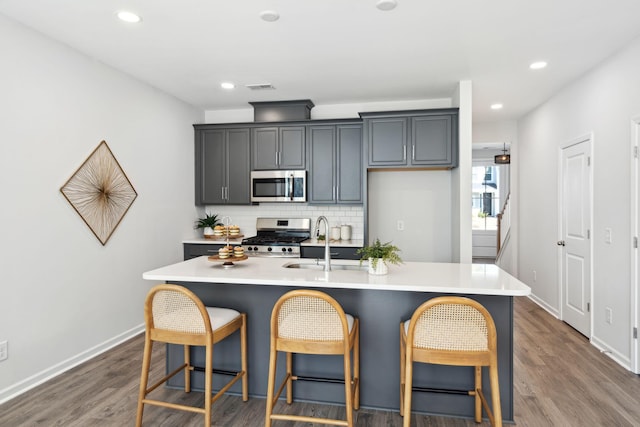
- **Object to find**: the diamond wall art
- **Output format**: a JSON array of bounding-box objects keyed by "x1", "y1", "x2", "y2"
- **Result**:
[{"x1": 60, "y1": 140, "x2": 137, "y2": 245}]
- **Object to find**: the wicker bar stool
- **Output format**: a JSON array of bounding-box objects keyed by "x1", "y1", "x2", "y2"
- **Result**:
[
  {"x1": 400, "y1": 296, "x2": 502, "y2": 427},
  {"x1": 265, "y1": 289, "x2": 360, "y2": 427},
  {"x1": 135, "y1": 284, "x2": 248, "y2": 427}
]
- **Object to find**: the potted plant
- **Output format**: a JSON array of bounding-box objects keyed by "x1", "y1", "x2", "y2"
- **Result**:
[
  {"x1": 357, "y1": 238, "x2": 402, "y2": 275},
  {"x1": 195, "y1": 213, "x2": 220, "y2": 238}
]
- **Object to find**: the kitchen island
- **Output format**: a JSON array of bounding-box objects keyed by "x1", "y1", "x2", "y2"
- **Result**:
[{"x1": 143, "y1": 256, "x2": 530, "y2": 422}]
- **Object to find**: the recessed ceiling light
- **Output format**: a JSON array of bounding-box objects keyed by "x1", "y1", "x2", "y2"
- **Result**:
[
  {"x1": 376, "y1": 0, "x2": 398, "y2": 11},
  {"x1": 221, "y1": 82, "x2": 235, "y2": 90},
  {"x1": 116, "y1": 11, "x2": 142, "y2": 23},
  {"x1": 530, "y1": 61, "x2": 548, "y2": 70},
  {"x1": 260, "y1": 10, "x2": 280, "y2": 22},
  {"x1": 491, "y1": 103, "x2": 504, "y2": 110}
]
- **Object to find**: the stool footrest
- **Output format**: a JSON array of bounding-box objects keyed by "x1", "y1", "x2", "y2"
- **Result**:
[
  {"x1": 294, "y1": 375, "x2": 345, "y2": 385},
  {"x1": 192, "y1": 366, "x2": 241, "y2": 377},
  {"x1": 412, "y1": 385, "x2": 472, "y2": 396}
]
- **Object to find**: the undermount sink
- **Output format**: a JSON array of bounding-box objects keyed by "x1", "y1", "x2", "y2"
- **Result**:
[{"x1": 283, "y1": 262, "x2": 368, "y2": 272}]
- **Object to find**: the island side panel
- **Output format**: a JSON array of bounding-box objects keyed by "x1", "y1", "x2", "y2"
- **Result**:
[{"x1": 163, "y1": 281, "x2": 514, "y2": 421}]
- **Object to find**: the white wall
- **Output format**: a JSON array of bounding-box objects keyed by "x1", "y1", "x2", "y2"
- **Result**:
[
  {"x1": 0, "y1": 15, "x2": 202, "y2": 402},
  {"x1": 368, "y1": 171, "x2": 452, "y2": 262},
  {"x1": 518, "y1": 35, "x2": 640, "y2": 367}
]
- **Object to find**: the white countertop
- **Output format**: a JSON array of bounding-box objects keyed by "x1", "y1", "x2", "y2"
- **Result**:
[{"x1": 143, "y1": 256, "x2": 530, "y2": 296}]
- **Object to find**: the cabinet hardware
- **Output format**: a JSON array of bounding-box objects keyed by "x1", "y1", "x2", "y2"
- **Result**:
[
  {"x1": 412, "y1": 145, "x2": 415, "y2": 160},
  {"x1": 403, "y1": 145, "x2": 406, "y2": 160},
  {"x1": 557, "y1": 240, "x2": 565, "y2": 246}
]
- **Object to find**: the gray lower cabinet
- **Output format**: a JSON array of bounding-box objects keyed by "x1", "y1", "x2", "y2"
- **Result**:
[
  {"x1": 195, "y1": 127, "x2": 251, "y2": 205},
  {"x1": 362, "y1": 109, "x2": 458, "y2": 168},
  {"x1": 308, "y1": 123, "x2": 362, "y2": 204},
  {"x1": 184, "y1": 243, "x2": 224, "y2": 260},
  {"x1": 300, "y1": 245, "x2": 361, "y2": 260},
  {"x1": 252, "y1": 126, "x2": 305, "y2": 170}
]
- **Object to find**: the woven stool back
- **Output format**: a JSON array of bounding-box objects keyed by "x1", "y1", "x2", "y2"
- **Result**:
[
  {"x1": 148, "y1": 286, "x2": 211, "y2": 334},
  {"x1": 413, "y1": 303, "x2": 488, "y2": 351},
  {"x1": 277, "y1": 294, "x2": 345, "y2": 341}
]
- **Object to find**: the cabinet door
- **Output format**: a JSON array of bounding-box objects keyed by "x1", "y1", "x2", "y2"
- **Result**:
[
  {"x1": 367, "y1": 117, "x2": 408, "y2": 166},
  {"x1": 226, "y1": 129, "x2": 251, "y2": 204},
  {"x1": 308, "y1": 126, "x2": 336, "y2": 203},
  {"x1": 252, "y1": 127, "x2": 278, "y2": 170},
  {"x1": 197, "y1": 130, "x2": 226, "y2": 205},
  {"x1": 337, "y1": 125, "x2": 363, "y2": 203},
  {"x1": 411, "y1": 115, "x2": 454, "y2": 166},
  {"x1": 279, "y1": 126, "x2": 306, "y2": 169}
]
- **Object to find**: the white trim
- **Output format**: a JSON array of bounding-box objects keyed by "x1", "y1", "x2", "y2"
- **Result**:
[
  {"x1": 592, "y1": 335, "x2": 632, "y2": 371},
  {"x1": 0, "y1": 325, "x2": 144, "y2": 405},
  {"x1": 630, "y1": 115, "x2": 640, "y2": 374},
  {"x1": 557, "y1": 133, "x2": 594, "y2": 339},
  {"x1": 528, "y1": 294, "x2": 560, "y2": 318}
]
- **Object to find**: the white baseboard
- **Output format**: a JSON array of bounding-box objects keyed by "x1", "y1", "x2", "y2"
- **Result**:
[
  {"x1": 528, "y1": 294, "x2": 560, "y2": 318},
  {"x1": 0, "y1": 324, "x2": 144, "y2": 405},
  {"x1": 591, "y1": 334, "x2": 631, "y2": 371}
]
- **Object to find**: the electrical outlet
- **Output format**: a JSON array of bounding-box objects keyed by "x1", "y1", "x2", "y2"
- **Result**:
[
  {"x1": 605, "y1": 308, "x2": 613, "y2": 324},
  {"x1": 533, "y1": 270, "x2": 537, "y2": 282},
  {"x1": 397, "y1": 220, "x2": 405, "y2": 231},
  {"x1": 604, "y1": 228, "x2": 612, "y2": 244},
  {"x1": 0, "y1": 341, "x2": 7, "y2": 362}
]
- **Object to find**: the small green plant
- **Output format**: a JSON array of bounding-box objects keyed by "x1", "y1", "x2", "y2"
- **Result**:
[
  {"x1": 477, "y1": 211, "x2": 488, "y2": 218},
  {"x1": 195, "y1": 213, "x2": 220, "y2": 229},
  {"x1": 357, "y1": 238, "x2": 402, "y2": 269}
]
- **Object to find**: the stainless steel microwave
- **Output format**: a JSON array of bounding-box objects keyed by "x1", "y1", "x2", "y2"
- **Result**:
[{"x1": 250, "y1": 170, "x2": 307, "y2": 202}]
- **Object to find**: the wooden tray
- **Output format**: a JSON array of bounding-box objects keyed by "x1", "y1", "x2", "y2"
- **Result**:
[
  {"x1": 204, "y1": 234, "x2": 244, "y2": 240},
  {"x1": 208, "y1": 254, "x2": 248, "y2": 268}
]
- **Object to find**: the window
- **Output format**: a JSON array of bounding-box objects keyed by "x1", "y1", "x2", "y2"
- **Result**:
[{"x1": 472, "y1": 166, "x2": 499, "y2": 231}]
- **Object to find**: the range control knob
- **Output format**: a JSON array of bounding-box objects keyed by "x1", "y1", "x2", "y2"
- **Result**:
[
  {"x1": 281, "y1": 247, "x2": 287, "y2": 252},
  {"x1": 287, "y1": 248, "x2": 293, "y2": 252},
  {"x1": 267, "y1": 247, "x2": 272, "y2": 252},
  {"x1": 253, "y1": 247, "x2": 258, "y2": 251},
  {"x1": 247, "y1": 246, "x2": 252, "y2": 251}
]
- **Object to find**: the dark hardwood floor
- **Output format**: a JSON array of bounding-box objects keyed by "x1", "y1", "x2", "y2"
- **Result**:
[{"x1": 1, "y1": 297, "x2": 639, "y2": 426}]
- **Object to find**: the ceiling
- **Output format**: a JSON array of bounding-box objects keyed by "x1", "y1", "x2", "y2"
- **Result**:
[{"x1": 2, "y1": 0, "x2": 640, "y2": 123}]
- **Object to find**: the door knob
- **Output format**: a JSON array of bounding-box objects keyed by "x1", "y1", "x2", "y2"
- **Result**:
[{"x1": 557, "y1": 240, "x2": 566, "y2": 246}]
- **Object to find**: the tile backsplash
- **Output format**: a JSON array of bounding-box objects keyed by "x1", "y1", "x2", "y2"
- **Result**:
[{"x1": 197, "y1": 204, "x2": 364, "y2": 240}]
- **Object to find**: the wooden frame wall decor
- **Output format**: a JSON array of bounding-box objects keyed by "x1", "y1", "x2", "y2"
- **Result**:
[{"x1": 60, "y1": 140, "x2": 137, "y2": 245}]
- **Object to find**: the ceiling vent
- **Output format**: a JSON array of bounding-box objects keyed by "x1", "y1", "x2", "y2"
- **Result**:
[{"x1": 246, "y1": 83, "x2": 276, "y2": 90}]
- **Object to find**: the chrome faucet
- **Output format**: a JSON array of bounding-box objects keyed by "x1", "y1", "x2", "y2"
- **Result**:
[{"x1": 315, "y1": 216, "x2": 331, "y2": 272}]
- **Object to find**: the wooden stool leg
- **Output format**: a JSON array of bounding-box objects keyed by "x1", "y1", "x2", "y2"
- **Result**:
[
  {"x1": 286, "y1": 352, "x2": 293, "y2": 404},
  {"x1": 343, "y1": 348, "x2": 354, "y2": 427},
  {"x1": 135, "y1": 337, "x2": 153, "y2": 427},
  {"x1": 204, "y1": 343, "x2": 213, "y2": 427},
  {"x1": 399, "y1": 323, "x2": 406, "y2": 417},
  {"x1": 265, "y1": 346, "x2": 277, "y2": 427},
  {"x1": 353, "y1": 320, "x2": 360, "y2": 410},
  {"x1": 240, "y1": 314, "x2": 248, "y2": 401},
  {"x1": 489, "y1": 361, "x2": 502, "y2": 427},
  {"x1": 475, "y1": 366, "x2": 482, "y2": 422},
  {"x1": 402, "y1": 349, "x2": 414, "y2": 427},
  {"x1": 184, "y1": 344, "x2": 191, "y2": 393}
]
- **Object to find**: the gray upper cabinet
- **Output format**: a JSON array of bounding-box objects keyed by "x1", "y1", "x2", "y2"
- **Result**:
[
  {"x1": 362, "y1": 109, "x2": 458, "y2": 168},
  {"x1": 195, "y1": 127, "x2": 250, "y2": 205},
  {"x1": 252, "y1": 126, "x2": 305, "y2": 170},
  {"x1": 367, "y1": 117, "x2": 408, "y2": 166},
  {"x1": 308, "y1": 123, "x2": 362, "y2": 204}
]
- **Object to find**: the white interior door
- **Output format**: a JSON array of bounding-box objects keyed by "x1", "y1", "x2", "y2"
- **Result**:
[
  {"x1": 631, "y1": 117, "x2": 640, "y2": 374},
  {"x1": 559, "y1": 137, "x2": 592, "y2": 337}
]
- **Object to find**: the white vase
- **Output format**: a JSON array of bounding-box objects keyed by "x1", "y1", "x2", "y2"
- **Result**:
[
  {"x1": 203, "y1": 227, "x2": 214, "y2": 237},
  {"x1": 368, "y1": 258, "x2": 388, "y2": 275}
]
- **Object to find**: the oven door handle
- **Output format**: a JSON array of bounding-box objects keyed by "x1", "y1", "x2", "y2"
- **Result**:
[{"x1": 289, "y1": 174, "x2": 294, "y2": 201}]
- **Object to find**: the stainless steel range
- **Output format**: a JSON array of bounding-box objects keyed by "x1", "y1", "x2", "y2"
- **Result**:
[{"x1": 242, "y1": 218, "x2": 311, "y2": 257}]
